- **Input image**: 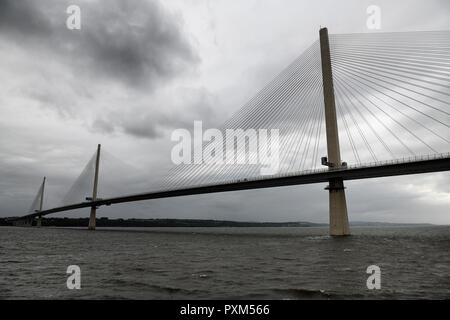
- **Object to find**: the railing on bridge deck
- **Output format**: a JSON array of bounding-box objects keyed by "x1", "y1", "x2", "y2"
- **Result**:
[{"x1": 182, "y1": 152, "x2": 450, "y2": 191}]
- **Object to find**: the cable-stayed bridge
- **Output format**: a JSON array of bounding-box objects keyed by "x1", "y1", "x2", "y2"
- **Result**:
[{"x1": 13, "y1": 29, "x2": 450, "y2": 235}]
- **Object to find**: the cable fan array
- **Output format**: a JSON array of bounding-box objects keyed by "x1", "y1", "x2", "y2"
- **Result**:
[
  {"x1": 28, "y1": 180, "x2": 44, "y2": 213},
  {"x1": 330, "y1": 31, "x2": 450, "y2": 163},
  {"x1": 61, "y1": 152, "x2": 96, "y2": 205},
  {"x1": 160, "y1": 30, "x2": 450, "y2": 190}
]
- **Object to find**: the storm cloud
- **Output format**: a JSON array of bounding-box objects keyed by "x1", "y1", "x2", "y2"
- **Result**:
[{"x1": 0, "y1": 0, "x2": 199, "y2": 88}]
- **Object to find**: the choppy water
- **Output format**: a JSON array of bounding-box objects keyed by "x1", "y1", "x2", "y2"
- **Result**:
[{"x1": 0, "y1": 226, "x2": 449, "y2": 299}]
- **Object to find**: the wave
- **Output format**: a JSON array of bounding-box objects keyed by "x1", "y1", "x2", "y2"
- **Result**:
[{"x1": 272, "y1": 288, "x2": 335, "y2": 299}]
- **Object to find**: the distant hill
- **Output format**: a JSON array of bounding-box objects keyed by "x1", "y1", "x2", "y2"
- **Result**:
[
  {"x1": 0, "y1": 217, "x2": 436, "y2": 228},
  {"x1": 349, "y1": 221, "x2": 434, "y2": 227},
  {"x1": 1, "y1": 217, "x2": 328, "y2": 227}
]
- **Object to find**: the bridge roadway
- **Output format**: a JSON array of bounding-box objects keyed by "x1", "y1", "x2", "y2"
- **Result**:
[{"x1": 17, "y1": 154, "x2": 450, "y2": 220}]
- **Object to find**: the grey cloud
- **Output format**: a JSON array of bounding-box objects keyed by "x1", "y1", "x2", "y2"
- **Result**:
[
  {"x1": 122, "y1": 117, "x2": 161, "y2": 139},
  {"x1": 92, "y1": 86, "x2": 222, "y2": 139},
  {"x1": 0, "y1": 0, "x2": 52, "y2": 36},
  {"x1": 0, "y1": 0, "x2": 199, "y2": 89}
]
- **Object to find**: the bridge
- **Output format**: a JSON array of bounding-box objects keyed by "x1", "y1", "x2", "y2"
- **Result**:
[{"x1": 12, "y1": 28, "x2": 450, "y2": 235}]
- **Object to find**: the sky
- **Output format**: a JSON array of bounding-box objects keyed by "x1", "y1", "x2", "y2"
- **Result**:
[{"x1": 0, "y1": 0, "x2": 449, "y2": 224}]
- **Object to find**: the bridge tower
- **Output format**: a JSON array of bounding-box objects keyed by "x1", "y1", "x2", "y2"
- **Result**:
[
  {"x1": 319, "y1": 27, "x2": 350, "y2": 236},
  {"x1": 88, "y1": 144, "x2": 101, "y2": 230},
  {"x1": 36, "y1": 176, "x2": 46, "y2": 227}
]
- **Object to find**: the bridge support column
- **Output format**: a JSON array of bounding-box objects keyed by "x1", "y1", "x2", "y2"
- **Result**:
[
  {"x1": 327, "y1": 178, "x2": 350, "y2": 235},
  {"x1": 88, "y1": 207, "x2": 96, "y2": 230},
  {"x1": 319, "y1": 27, "x2": 350, "y2": 236},
  {"x1": 88, "y1": 144, "x2": 101, "y2": 230}
]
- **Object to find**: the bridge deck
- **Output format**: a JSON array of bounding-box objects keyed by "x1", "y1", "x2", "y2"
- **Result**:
[{"x1": 15, "y1": 154, "x2": 450, "y2": 220}]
